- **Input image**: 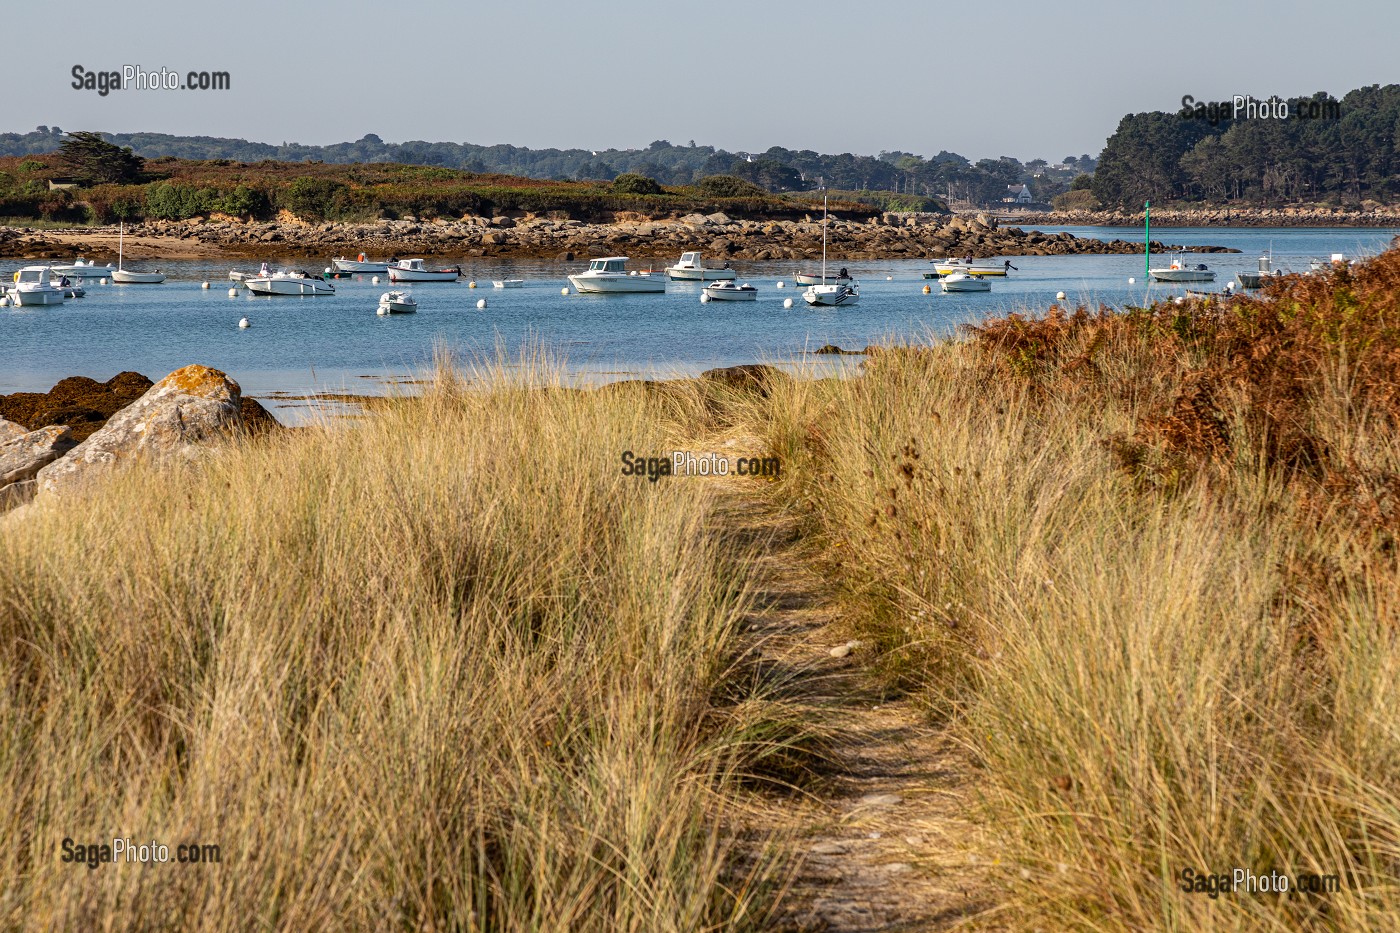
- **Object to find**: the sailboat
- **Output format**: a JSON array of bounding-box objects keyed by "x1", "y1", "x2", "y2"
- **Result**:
[
  {"x1": 802, "y1": 195, "x2": 858, "y2": 306},
  {"x1": 111, "y1": 223, "x2": 167, "y2": 284}
]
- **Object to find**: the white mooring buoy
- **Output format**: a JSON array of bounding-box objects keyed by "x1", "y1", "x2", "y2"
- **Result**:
[
  {"x1": 476, "y1": 298, "x2": 487, "y2": 309},
  {"x1": 1056, "y1": 291, "x2": 1067, "y2": 300},
  {"x1": 99, "y1": 278, "x2": 107, "y2": 285},
  {"x1": 783, "y1": 297, "x2": 793, "y2": 309},
  {"x1": 700, "y1": 293, "x2": 711, "y2": 303},
  {"x1": 228, "y1": 287, "x2": 238, "y2": 297},
  {"x1": 776, "y1": 281, "x2": 785, "y2": 288},
  {"x1": 561, "y1": 287, "x2": 570, "y2": 295},
  {"x1": 238, "y1": 317, "x2": 250, "y2": 329},
  {"x1": 372, "y1": 276, "x2": 380, "y2": 284},
  {"x1": 1128, "y1": 277, "x2": 1136, "y2": 284},
  {"x1": 201, "y1": 281, "x2": 210, "y2": 289}
]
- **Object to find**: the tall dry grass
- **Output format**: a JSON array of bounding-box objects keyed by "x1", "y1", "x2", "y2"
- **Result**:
[
  {"x1": 0, "y1": 351, "x2": 781, "y2": 931},
  {"x1": 743, "y1": 257, "x2": 1400, "y2": 929}
]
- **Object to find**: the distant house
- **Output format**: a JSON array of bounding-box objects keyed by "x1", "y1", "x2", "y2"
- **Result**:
[
  {"x1": 48, "y1": 178, "x2": 79, "y2": 191},
  {"x1": 1004, "y1": 184, "x2": 1033, "y2": 204}
]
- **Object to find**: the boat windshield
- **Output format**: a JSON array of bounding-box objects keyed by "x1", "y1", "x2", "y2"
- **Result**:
[
  {"x1": 17, "y1": 269, "x2": 44, "y2": 283},
  {"x1": 589, "y1": 259, "x2": 626, "y2": 273}
]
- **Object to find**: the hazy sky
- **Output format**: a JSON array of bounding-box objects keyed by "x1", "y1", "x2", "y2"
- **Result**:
[{"x1": 6, "y1": 0, "x2": 1397, "y2": 161}]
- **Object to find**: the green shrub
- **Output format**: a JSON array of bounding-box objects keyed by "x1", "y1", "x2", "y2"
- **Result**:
[
  {"x1": 695, "y1": 175, "x2": 766, "y2": 199},
  {"x1": 612, "y1": 173, "x2": 663, "y2": 195}
]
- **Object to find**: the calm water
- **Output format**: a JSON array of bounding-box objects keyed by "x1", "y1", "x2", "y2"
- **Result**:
[{"x1": 3, "y1": 226, "x2": 1396, "y2": 421}]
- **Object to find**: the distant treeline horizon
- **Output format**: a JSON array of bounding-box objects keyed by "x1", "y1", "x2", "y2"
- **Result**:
[
  {"x1": 1092, "y1": 84, "x2": 1400, "y2": 208},
  {"x1": 0, "y1": 128, "x2": 1095, "y2": 209}
]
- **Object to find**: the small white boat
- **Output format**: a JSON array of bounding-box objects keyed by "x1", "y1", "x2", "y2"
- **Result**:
[
  {"x1": 111, "y1": 222, "x2": 167, "y2": 283},
  {"x1": 491, "y1": 279, "x2": 524, "y2": 288},
  {"x1": 377, "y1": 290, "x2": 417, "y2": 313},
  {"x1": 801, "y1": 195, "x2": 859, "y2": 307},
  {"x1": 333, "y1": 253, "x2": 390, "y2": 274},
  {"x1": 1308, "y1": 253, "x2": 1349, "y2": 274},
  {"x1": 666, "y1": 252, "x2": 737, "y2": 281},
  {"x1": 794, "y1": 268, "x2": 852, "y2": 286},
  {"x1": 11, "y1": 266, "x2": 66, "y2": 306},
  {"x1": 56, "y1": 277, "x2": 86, "y2": 298},
  {"x1": 567, "y1": 257, "x2": 667, "y2": 293},
  {"x1": 931, "y1": 258, "x2": 1015, "y2": 277},
  {"x1": 1149, "y1": 253, "x2": 1216, "y2": 283},
  {"x1": 803, "y1": 282, "x2": 859, "y2": 306},
  {"x1": 703, "y1": 281, "x2": 757, "y2": 301},
  {"x1": 388, "y1": 258, "x2": 461, "y2": 282},
  {"x1": 940, "y1": 271, "x2": 991, "y2": 292},
  {"x1": 1237, "y1": 252, "x2": 1286, "y2": 288},
  {"x1": 50, "y1": 258, "x2": 115, "y2": 278},
  {"x1": 245, "y1": 269, "x2": 336, "y2": 296}
]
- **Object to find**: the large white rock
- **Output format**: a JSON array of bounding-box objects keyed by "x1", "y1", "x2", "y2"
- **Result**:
[
  {"x1": 36, "y1": 365, "x2": 244, "y2": 496},
  {"x1": 0, "y1": 418, "x2": 28, "y2": 442},
  {"x1": 0, "y1": 424, "x2": 75, "y2": 508}
]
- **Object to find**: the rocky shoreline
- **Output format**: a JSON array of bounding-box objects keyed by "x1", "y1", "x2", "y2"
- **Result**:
[
  {"x1": 0, "y1": 212, "x2": 1217, "y2": 264},
  {"x1": 999, "y1": 206, "x2": 1400, "y2": 228}
]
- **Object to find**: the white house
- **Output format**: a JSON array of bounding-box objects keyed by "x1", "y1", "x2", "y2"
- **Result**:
[{"x1": 1005, "y1": 184, "x2": 1033, "y2": 204}]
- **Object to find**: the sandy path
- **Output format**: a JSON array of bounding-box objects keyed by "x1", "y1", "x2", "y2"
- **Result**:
[{"x1": 707, "y1": 436, "x2": 1006, "y2": 931}]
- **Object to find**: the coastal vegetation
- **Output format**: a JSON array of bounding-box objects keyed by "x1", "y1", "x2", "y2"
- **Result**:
[
  {"x1": 0, "y1": 151, "x2": 876, "y2": 225},
  {"x1": 734, "y1": 252, "x2": 1400, "y2": 927},
  {"x1": 1094, "y1": 83, "x2": 1400, "y2": 208},
  {"x1": 0, "y1": 354, "x2": 797, "y2": 930},
  {"x1": 0, "y1": 127, "x2": 1089, "y2": 206}
]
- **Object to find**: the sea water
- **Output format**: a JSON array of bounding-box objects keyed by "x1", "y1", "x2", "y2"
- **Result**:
[{"x1": 2, "y1": 226, "x2": 1394, "y2": 421}]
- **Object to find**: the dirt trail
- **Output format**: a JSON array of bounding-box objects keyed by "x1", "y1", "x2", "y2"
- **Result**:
[{"x1": 707, "y1": 440, "x2": 1005, "y2": 931}]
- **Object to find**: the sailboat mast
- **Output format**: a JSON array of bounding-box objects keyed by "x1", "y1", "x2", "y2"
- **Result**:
[
  {"x1": 821, "y1": 195, "x2": 828, "y2": 281},
  {"x1": 118, "y1": 222, "x2": 124, "y2": 272}
]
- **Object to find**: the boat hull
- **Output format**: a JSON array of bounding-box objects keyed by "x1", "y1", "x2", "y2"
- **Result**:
[
  {"x1": 794, "y1": 272, "x2": 851, "y2": 286},
  {"x1": 703, "y1": 284, "x2": 757, "y2": 301},
  {"x1": 112, "y1": 270, "x2": 167, "y2": 284},
  {"x1": 333, "y1": 259, "x2": 389, "y2": 273},
  {"x1": 388, "y1": 269, "x2": 460, "y2": 282},
  {"x1": 491, "y1": 280, "x2": 524, "y2": 288},
  {"x1": 1149, "y1": 269, "x2": 1216, "y2": 283},
  {"x1": 568, "y1": 274, "x2": 666, "y2": 294},
  {"x1": 931, "y1": 263, "x2": 1008, "y2": 277},
  {"x1": 13, "y1": 287, "x2": 65, "y2": 306},
  {"x1": 245, "y1": 277, "x2": 335, "y2": 296},
  {"x1": 941, "y1": 280, "x2": 991, "y2": 292},
  {"x1": 667, "y1": 267, "x2": 737, "y2": 281},
  {"x1": 51, "y1": 264, "x2": 115, "y2": 279},
  {"x1": 803, "y1": 284, "x2": 859, "y2": 306}
]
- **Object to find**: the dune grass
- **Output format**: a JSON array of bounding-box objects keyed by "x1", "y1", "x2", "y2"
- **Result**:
[
  {"x1": 0, "y1": 352, "x2": 789, "y2": 931},
  {"x1": 736, "y1": 256, "x2": 1400, "y2": 929}
]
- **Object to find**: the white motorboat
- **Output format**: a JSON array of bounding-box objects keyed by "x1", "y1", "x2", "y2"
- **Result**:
[
  {"x1": 931, "y1": 258, "x2": 1015, "y2": 277},
  {"x1": 109, "y1": 223, "x2": 166, "y2": 283},
  {"x1": 1237, "y1": 252, "x2": 1286, "y2": 288},
  {"x1": 388, "y1": 258, "x2": 461, "y2": 282},
  {"x1": 666, "y1": 252, "x2": 736, "y2": 281},
  {"x1": 802, "y1": 195, "x2": 860, "y2": 307},
  {"x1": 491, "y1": 279, "x2": 524, "y2": 288},
  {"x1": 11, "y1": 266, "x2": 66, "y2": 306},
  {"x1": 794, "y1": 268, "x2": 851, "y2": 286},
  {"x1": 940, "y1": 271, "x2": 991, "y2": 292},
  {"x1": 377, "y1": 290, "x2": 417, "y2": 313},
  {"x1": 567, "y1": 257, "x2": 667, "y2": 293},
  {"x1": 703, "y1": 281, "x2": 757, "y2": 301},
  {"x1": 245, "y1": 269, "x2": 336, "y2": 296},
  {"x1": 333, "y1": 253, "x2": 390, "y2": 274},
  {"x1": 1149, "y1": 253, "x2": 1216, "y2": 283},
  {"x1": 1308, "y1": 253, "x2": 1349, "y2": 273},
  {"x1": 50, "y1": 257, "x2": 115, "y2": 278}
]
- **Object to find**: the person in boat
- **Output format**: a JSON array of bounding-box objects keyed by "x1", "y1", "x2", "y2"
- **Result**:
[
  {"x1": 838, "y1": 267, "x2": 849, "y2": 279},
  {"x1": 723, "y1": 260, "x2": 731, "y2": 269}
]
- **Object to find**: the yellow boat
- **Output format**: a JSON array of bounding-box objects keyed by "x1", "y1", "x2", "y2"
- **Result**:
[{"x1": 931, "y1": 258, "x2": 1016, "y2": 277}]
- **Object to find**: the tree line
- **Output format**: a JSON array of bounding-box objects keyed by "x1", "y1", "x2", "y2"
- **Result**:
[
  {"x1": 0, "y1": 128, "x2": 1093, "y2": 207},
  {"x1": 1092, "y1": 84, "x2": 1400, "y2": 208}
]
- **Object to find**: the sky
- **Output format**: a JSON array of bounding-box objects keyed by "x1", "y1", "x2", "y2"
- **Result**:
[{"x1": 4, "y1": 0, "x2": 1397, "y2": 162}]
